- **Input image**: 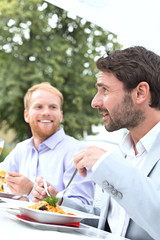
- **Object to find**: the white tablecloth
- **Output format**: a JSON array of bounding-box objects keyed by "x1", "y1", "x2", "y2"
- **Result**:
[{"x1": 0, "y1": 198, "x2": 129, "y2": 240}]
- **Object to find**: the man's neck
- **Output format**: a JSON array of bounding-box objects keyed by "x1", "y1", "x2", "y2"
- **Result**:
[
  {"x1": 130, "y1": 120, "x2": 160, "y2": 155},
  {"x1": 33, "y1": 137, "x2": 47, "y2": 150}
]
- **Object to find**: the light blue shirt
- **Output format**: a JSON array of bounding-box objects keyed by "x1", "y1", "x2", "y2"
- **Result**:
[{"x1": 1, "y1": 128, "x2": 95, "y2": 204}]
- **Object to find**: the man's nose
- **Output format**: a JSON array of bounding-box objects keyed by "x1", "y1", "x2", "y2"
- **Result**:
[
  {"x1": 42, "y1": 107, "x2": 50, "y2": 115},
  {"x1": 91, "y1": 93, "x2": 102, "y2": 109}
]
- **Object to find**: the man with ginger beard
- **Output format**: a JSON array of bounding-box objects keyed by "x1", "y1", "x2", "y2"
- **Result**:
[
  {"x1": 55, "y1": 46, "x2": 160, "y2": 240},
  {"x1": 0, "y1": 82, "x2": 95, "y2": 204}
]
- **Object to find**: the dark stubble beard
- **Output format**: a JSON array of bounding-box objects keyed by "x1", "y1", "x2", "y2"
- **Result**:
[{"x1": 105, "y1": 94, "x2": 145, "y2": 132}]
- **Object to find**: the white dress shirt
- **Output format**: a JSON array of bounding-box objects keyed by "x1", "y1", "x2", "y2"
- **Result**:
[{"x1": 93, "y1": 122, "x2": 160, "y2": 236}]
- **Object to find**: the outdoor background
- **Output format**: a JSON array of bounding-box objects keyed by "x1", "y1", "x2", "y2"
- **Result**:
[{"x1": 0, "y1": 0, "x2": 123, "y2": 162}]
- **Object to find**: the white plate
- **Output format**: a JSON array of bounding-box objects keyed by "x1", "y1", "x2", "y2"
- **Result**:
[
  {"x1": 0, "y1": 192, "x2": 15, "y2": 199},
  {"x1": 0, "y1": 197, "x2": 31, "y2": 207},
  {"x1": 15, "y1": 214, "x2": 90, "y2": 232},
  {"x1": 5, "y1": 211, "x2": 95, "y2": 233},
  {"x1": 0, "y1": 197, "x2": 32, "y2": 215},
  {"x1": 19, "y1": 205, "x2": 99, "y2": 225}
]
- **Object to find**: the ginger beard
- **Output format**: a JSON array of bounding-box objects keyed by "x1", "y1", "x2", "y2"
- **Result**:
[{"x1": 29, "y1": 116, "x2": 62, "y2": 140}]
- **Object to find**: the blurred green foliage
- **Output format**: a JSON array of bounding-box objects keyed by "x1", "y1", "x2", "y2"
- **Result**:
[
  {"x1": 0, "y1": 0, "x2": 122, "y2": 143},
  {"x1": 0, "y1": 144, "x2": 14, "y2": 162}
]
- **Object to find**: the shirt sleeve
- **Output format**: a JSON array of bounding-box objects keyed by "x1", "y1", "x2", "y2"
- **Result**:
[{"x1": 0, "y1": 146, "x2": 19, "y2": 172}]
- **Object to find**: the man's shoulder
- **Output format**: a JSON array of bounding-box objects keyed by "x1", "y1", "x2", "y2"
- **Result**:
[
  {"x1": 62, "y1": 134, "x2": 86, "y2": 150},
  {"x1": 64, "y1": 134, "x2": 84, "y2": 144},
  {"x1": 15, "y1": 138, "x2": 32, "y2": 148}
]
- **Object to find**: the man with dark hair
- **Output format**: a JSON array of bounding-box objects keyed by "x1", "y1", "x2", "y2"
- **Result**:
[
  {"x1": 72, "y1": 46, "x2": 160, "y2": 240},
  {"x1": 33, "y1": 47, "x2": 160, "y2": 239}
]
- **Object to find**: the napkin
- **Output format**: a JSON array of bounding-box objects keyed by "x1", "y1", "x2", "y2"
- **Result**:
[{"x1": 16, "y1": 214, "x2": 80, "y2": 227}]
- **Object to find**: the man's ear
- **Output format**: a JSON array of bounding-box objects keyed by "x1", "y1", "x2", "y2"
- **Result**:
[
  {"x1": 135, "y1": 81, "x2": 150, "y2": 104},
  {"x1": 24, "y1": 109, "x2": 29, "y2": 123},
  {"x1": 60, "y1": 111, "x2": 63, "y2": 123}
]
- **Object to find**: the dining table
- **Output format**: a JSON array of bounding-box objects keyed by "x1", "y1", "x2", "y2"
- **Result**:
[{"x1": 0, "y1": 197, "x2": 130, "y2": 240}]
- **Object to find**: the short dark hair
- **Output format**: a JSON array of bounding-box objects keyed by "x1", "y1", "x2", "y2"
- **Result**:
[{"x1": 96, "y1": 46, "x2": 160, "y2": 109}]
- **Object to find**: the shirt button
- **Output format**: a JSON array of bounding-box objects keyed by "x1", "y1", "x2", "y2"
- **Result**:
[
  {"x1": 102, "y1": 180, "x2": 109, "y2": 189},
  {"x1": 117, "y1": 192, "x2": 123, "y2": 199},
  {"x1": 107, "y1": 184, "x2": 114, "y2": 191},
  {"x1": 111, "y1": 189, "x2": 117, "y2": 195}
]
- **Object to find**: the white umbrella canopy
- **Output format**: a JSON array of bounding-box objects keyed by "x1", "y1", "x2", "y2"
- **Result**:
[
  {"x1": 44, "y1": 0, "x2": 160, "y2": 144},
  {"x1": 45, "y1": 0, "x2": 160, "y2": 55}
]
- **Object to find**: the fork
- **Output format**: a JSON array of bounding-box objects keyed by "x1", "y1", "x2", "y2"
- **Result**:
[
  {"x1": 43, "y1": 169, "x2": 78, "y2": 203},
  {"x1": 43, "y1": 178, "x2": 51, "y2": 197},
  {"x1": 56, "y1": 168, "x2": 78, "y2": 204}
]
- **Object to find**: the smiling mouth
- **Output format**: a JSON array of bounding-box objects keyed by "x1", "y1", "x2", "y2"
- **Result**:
[
  {"x1": 98, "y1": 111, "x2": 109, "y2": 118},
  {"x1": 98, "y1": 108, "x2": 109, "y2": 116},
  {"x1": 38, "y1": 120, "x2": 53, "y2": 123},
  {"x1": 98, "y1": 110, "x2": 109, "y2": 121}
]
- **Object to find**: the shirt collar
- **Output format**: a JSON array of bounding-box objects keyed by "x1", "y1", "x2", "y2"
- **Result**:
[
  {"x1": 120, "y1": 121, "x2": 160, "y2": 156},
  {"x1": 27, "y1": 128, "x2": 65, "y2": 150},
  {"x1": 140, "y1": 121, "x2": 160, "y2": 152},
  {"x1": 42, "y1": 128, "x2": 65, "y2": 149},
  {"x1": 120, "y1": 132, "x2": 135, "y2": 157}
]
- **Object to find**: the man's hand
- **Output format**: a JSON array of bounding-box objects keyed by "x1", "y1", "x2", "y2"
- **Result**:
[
  {"x1": 74, "y1": 146, "x2": 106, "y2": 177},
  {"x1": 31, "y1": 176, "x2": 58, "y2": 202},
  {"x1": 6, "y1": 172, "x2": 34, "y2": 195}
]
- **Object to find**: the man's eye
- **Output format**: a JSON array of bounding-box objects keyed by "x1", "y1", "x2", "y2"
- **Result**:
[
  {"x1": 50, "y1": 106, "x2": 56, "y2": 109},
  {"x1": 103, "y1": 88, "x2": 108, "y2": 92},
  {"x1": 36, "y1": 106, "x2": 42, "y2": 109}
]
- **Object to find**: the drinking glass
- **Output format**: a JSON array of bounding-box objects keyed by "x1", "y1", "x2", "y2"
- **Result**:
[{"x1": 0, "y1": 139, "x2": 4, "y2": 156}]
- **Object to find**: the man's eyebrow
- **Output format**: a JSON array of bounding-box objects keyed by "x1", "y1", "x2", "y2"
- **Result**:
[{"x1": 95, "y1": 82, "x2": 106, "y2": 88}]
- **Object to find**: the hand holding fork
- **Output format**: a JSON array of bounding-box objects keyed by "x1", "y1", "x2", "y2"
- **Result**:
[{"x1": 43, "y1": 168, "x2": 78, "y2": 205}]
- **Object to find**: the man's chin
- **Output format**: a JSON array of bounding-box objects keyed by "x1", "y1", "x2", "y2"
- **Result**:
[
  {"x1": 37, "y1": 129, "x2": 56, "y2": 138},
  {"x1": 104, "y1": 124, "x2": 114, "y2": 132},
  {"x1": 104, "y1": 124, "x2": 109, "y2": 131}
]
